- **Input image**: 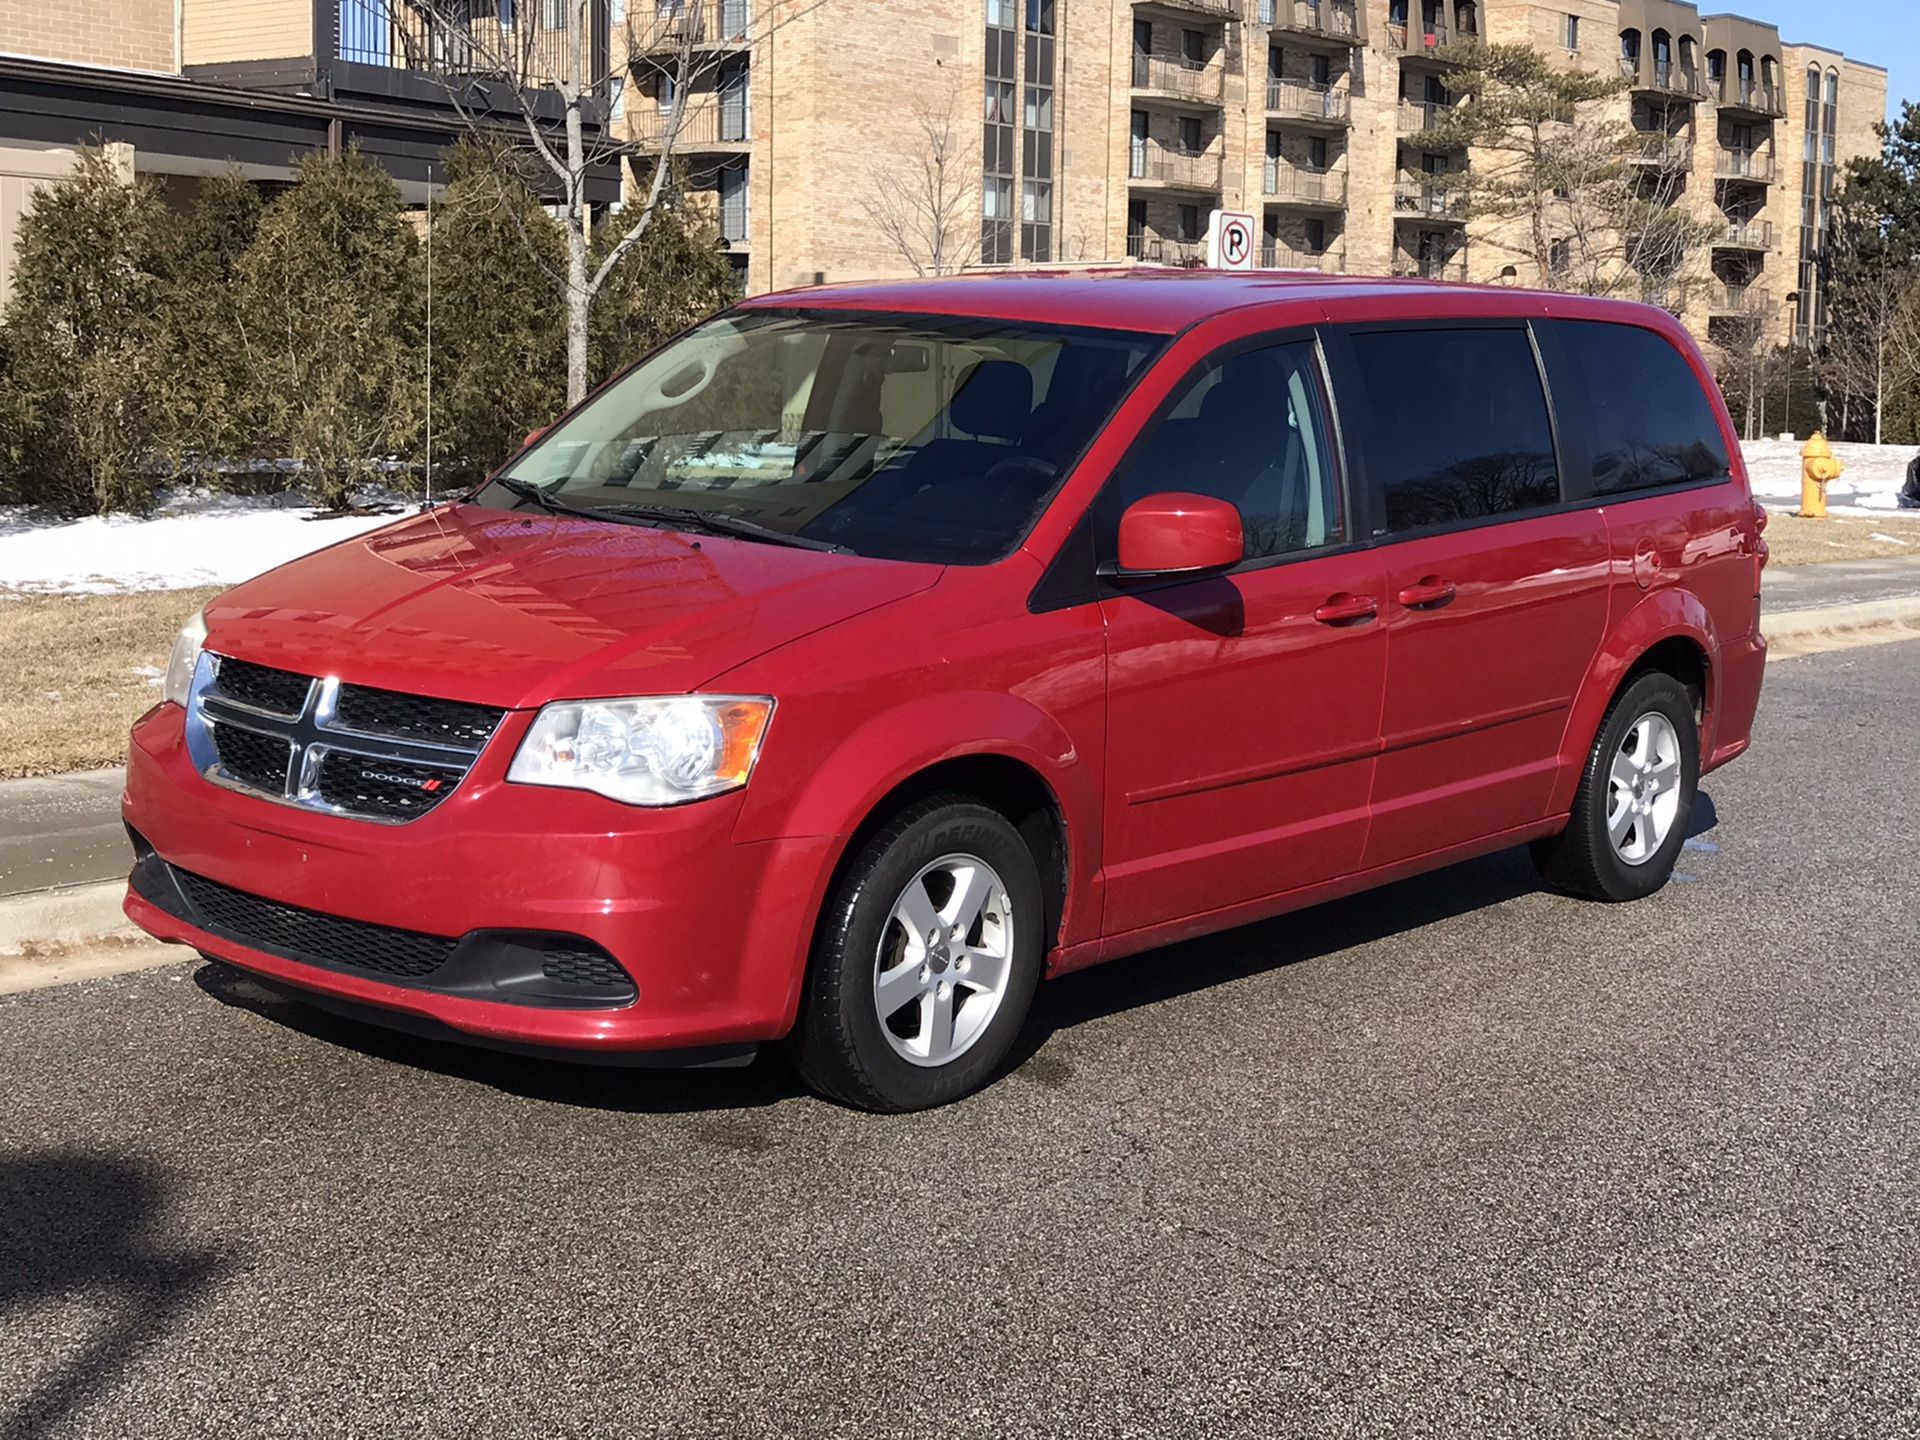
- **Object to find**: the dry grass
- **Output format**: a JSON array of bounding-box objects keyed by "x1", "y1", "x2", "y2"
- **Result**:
[
  {"x1": 1, "y1": 587, "x2": 223, "y2": 778},
  {"x1": 1764, "y1": 511, "x2": 1920, "y2": 567}
]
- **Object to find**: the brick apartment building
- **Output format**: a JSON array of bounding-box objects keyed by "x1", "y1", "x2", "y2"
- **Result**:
[
  {"x1": 1, "y1": 0, "x2": 1887, "y2": 356},
  {"x1": 617, "y1": 0, "x2": 1884, "y2": 350}
]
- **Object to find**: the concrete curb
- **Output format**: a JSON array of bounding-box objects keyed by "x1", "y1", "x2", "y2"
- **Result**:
[
  {"x1": 0, "y1": 879, "x2": 136, "y2": 955},
  {"x1": 1764, "y1": 595, "x2": 1920, "y2": 659}
]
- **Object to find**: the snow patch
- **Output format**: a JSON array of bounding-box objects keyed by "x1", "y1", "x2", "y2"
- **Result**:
[{"x1": 1743, "y1": 439, "x2": 1920, "y2": 519}]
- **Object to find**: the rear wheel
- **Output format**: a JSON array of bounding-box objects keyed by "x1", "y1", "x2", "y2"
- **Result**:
[
  {"x1": 788, "y1": 796, "x2": 1044, "y2": 1112},
  {"x1": 1532, "y1": 671, "x2": 1699, "y2": 902}
]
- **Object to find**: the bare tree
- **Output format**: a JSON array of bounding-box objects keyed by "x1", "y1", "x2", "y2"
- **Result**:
[
  {"x1": 383, "y1": 0, "x2": 824, "y2": 405},
  {"x1": 863, "y1": 84, "x2": 979, "y2": 277}
]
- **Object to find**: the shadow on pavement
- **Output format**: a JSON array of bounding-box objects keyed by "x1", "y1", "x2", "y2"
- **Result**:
[
  {"x1": 190, "y1": 808, "x2": 1721, "y2": 1114},
  {"x1": 0, "y1": 1152, "x2": 227, "y2": 1440}
]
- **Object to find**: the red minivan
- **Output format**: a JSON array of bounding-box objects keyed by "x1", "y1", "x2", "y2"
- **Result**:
[{"x1": 123, "y1": 272, "x2": 1768, "y2": 1111}]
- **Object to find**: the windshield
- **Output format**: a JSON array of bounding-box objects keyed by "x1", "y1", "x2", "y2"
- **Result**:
[{"x1": 481, "y1": 309, "x2": 1163, "y2": 564}]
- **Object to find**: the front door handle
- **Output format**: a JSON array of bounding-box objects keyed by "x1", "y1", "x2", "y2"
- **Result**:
[
  {"x1": 1314, "y1": 593, "x2": 1379, "y2": 626},
  {"x1": 1396, "y1": 577, "x2": 1457, "y2": 610}
]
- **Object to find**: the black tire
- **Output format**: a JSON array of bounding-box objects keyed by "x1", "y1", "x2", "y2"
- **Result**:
[
  {"x1": 788, "y1": 795, "x2": 1045, "y2": 1112},
  {"x1": 1532, "y1": 670, "x2": 1700, "y2": 902}
]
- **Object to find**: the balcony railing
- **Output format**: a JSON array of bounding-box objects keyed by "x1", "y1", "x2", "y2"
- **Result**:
[
  {"x1": 1393, "y1": 180, "x2": 1466, "y2": 218},
  {"x1": 1262, "y1": 0, "x2": 1364, "y2": 46},
  {"x1": 1127, "y1": 233, "x2": 1207, "y2": 266},
  {"x1": 1133, "y1": 54, "x2": 1225, "y2": 104},
  {"x1": 1716, "y1": 149, "x2": 1776, "y2": 184},
  {"x1": 630, "y1": 100, "x2": 752, "y2": 149},
  {"x1": 1129, "y1": 146, "x2": 1225, "y2": 190},
  {"x1": 1627, "y1": 135, "x2": 1694, "y2": 170},
  {"x1": 1392, "y1": 254, "x2": 1469, "y2": 281},
  {"x1": 1387, "y1": 16, "x2": 1475, "y2": 54},
  {"x1": 1261, "y1": 244, "x2": 1346, "y2": 272},
  {"x1": 1142, "y1": 0, "x2": 1242, "y2": 18},
  {"x1": 1708, "y1": 281, "x2": 1764, "y2": 316},
  {"x1": 1716, "y1": 219, "x2": 1773, "y2": 250},
  {"x1": 631, "y1": 0, "x2": 752, "y2": 51},
  {"x1": 336, "y1": 0, "x2": 574, "y2": 82},
  {"x1": 1397, "y1": 99, "x2": 1453, "y2": 134},
  {"x1": 1620, "y1": 56, "x2": 1704, "y2": 99},
  {"x1": 1267, "y1": 79, "x2": 1350, "y2": 123},
  {"x1": 1719, "y1": 79, "x2": 1786, "y2": 117},
  {"x1": 1265, "y1": 165, "x2": 1347, "y2": 204}
]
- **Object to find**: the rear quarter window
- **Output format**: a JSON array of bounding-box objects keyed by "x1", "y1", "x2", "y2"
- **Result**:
[{"x1": 1542, "y1": 320, "x2": 1731, "y2": 496}]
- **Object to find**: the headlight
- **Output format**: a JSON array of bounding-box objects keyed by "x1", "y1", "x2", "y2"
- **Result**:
[
  {"x1": 162, "y1": 609, "x2": 208, "y2": 709},
  {"x1": 507, "y1": 696, "x2": 774, "y2": 806}
]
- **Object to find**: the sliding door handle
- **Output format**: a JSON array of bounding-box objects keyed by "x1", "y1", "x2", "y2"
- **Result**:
[{"x1": 1396, "y1": 578, "x2": 1457, "y2": 610}]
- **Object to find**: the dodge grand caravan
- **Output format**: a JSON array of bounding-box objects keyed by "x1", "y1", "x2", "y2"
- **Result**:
[{"x1": 124, "y1": 271, "x2": 1768, "y2": 1111}]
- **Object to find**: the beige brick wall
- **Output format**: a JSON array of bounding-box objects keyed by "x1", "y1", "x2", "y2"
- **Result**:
[
  {"x1": 182, "y1": 0, "x2": 312, "y2": 67},
  {"x1": 0, "y1": 0, "x2": 176, "y2": 71}
]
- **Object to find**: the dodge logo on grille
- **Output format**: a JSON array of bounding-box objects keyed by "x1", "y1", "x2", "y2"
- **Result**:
[{"x1": 360, "y1": 769, "x2": 444, "y2": 793}]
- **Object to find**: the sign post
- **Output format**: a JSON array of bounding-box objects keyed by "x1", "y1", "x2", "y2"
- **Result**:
[{"x1": 1206, "y1": 209, "x2": 1258, "y2": 271}]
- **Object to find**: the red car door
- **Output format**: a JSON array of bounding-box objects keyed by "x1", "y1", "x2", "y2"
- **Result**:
[
  {"x1": 1331, "y1": 323, "x2": 1610, "y2": 869},
  {"x1": 1096, "y1": 334, "x2": 1389, "y2": 944}
]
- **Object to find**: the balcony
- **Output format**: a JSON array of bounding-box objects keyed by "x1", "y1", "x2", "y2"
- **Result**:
[
  {"x1": 1130, "y1": 146, "x2": 1225, "y2": 191},
  {"x1": 1393, "y1": 180, "x2": 1466, "y2": 221},
  {"x1": 630, "y1": 0, "x2": 752, "y2": 53},
  {"x1": 1133, "y1": 54, "x2": 1226, "y2": 106},
  {"x1": 1716, "y1": 148, "x2": 1776, "y2": 185},
  {"x1": 1626, "y1": 135, "x2": 1694, "y2": 172},
  {"x1": 1718, "y1": 79, "x2": 1787, "y2": 120},
  {"x1": 1260, "y1": 0, "x2": 1365, "y2": 48},
  {"x1": 1267, "y1": 79, "x2": 1351, "y2": 126},
  {"x1": 1707, "y1": 281, "x2": 1764, "y2": 316},
  {"x1": 1620, "y1": 56, "x2": 1706, "y2": 101},
  {"x1": 1265, "y1": 165, "x2": 1347, "y2": 206},
  {"x1": 1397, "y1": 99, "x2": 1454, "y2": 135},
  {"x1": 1386, "y1": 15, "x2": 1478, "y2": 56},
  {"x1": 1392, "y1": 254, "x2": 1469, "y2": 281},
  {"x1": 334, "y1": 0, "x2": 574, "y2": 88},
  {"x1": 1715, "y1": 219, "x2": 1773, "y2": 251},
  {"x1": 1135, "y1": 0, "x2": 1242, "y2": 20},
  {"x1": 630, "y1": 100, "x2": 752, "y2": 151},
  {"x1": 1261, "y1": 244, "x2": 1346, "y2": 273},
  {"x1": 1127, "y1": 233, "x2": 1207, "y2": 266}
]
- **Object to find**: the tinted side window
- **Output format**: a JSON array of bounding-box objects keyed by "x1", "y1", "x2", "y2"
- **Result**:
[
  {"x1": 1114, "y1": 340, "x2": 1345, "y2": 561},
  {"x1": 1347, "y1": 328, "x2": 1560, "y2": 533},
  {"x1": 1548, "y1": 321, "x2": 1731, "y2": 495}
]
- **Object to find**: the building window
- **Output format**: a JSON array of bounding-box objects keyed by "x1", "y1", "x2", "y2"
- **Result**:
[
  {"x1": 608, "y1": 76, "x2": 624, "y2": 119},
  {"x1": 544, "y1": 0, "x2": 568, "y2": 30},
  {"x1": 1564, "y1": 14, "x2": 1579, "y2": 51},
  {"x1": 1182, "y1": 28, "x2": 1203, "y2": 64},
  {"x1": 982, "y1": 6, "x2": 1016, "y2": 266},
  {"x1": 986, "y1": 0, "x2": 1015, "y2": 26},
  {"x1": 1022, "y1": 2, "x2": 1056, "y2": 262},
  {"x1": 1025, "y1": 0, "x2": 1053, "y2": 35},
  {"x1": 1179, "y1": 115, "x2": 1203, "y2": 153},
  {"x1": 1177, "y1": 203, "x2": 1200, "y2": 243}
]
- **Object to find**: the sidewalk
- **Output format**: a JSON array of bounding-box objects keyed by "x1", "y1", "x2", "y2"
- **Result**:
[{"x1": 3, "y1": 554, "x2": 1919, "y2": 952}]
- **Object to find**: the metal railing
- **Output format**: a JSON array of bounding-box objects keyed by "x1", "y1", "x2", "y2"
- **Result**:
[
  {"x1": 632, "y1": 0, "x2": 752, "y2": 51},
  {"x1": 1148, "y1": 0, "x2": 1243, "y2": 19},
  {"x1": 1719, "y1": 79, "x2": 1786, "y2": 116},
  {"x1": 1716, "y1": 148, "x2": 1776, "y2": 183},
  {"x1": 1127, "y1": 234, "x2": 1207, "y2": 266},
  {"x1": 630, "y1": 100, "x2": 752, "y2": 148},
  {"x1": 1391, "y1": 253, "x2": 1469, "y2": 281},
  {"x1": 1133, "y1": 53, "x2": 1225, "y2": 104},
  {"x1": 1386, "y1": 19, "x2": 1461, "y2": 52},
  {"x1": 1129, "y1": 146, "x2": 1225, "y2": 189},
  {"x1": 1708, "y1": 281, "x2": 1763, "y2": 315},
  {"x1": 1261, "y1": 244, "x2": 1345, "y2": 272},
  {"x1": 1267, "y1": 79, "x2": 1350, "y2": 122},
  {"x1": 1264, "y1": 0, "x2": 1363, "y2": 45},
  {"x1": 1627, "y1": 135, "x2": 1694, "y2": 170},
  {"x1": 1623, "y1": 58, "x2": 1705, "y2": 99},
  {"x1": 1393, "y1": 180, "x2": 1466, "y2": 218},
  {"x1": 335, "y1": 0, "x2": 573, "y2": 82},
  {"x1": 1265, "y1": 165, "x2": 1347, "y2": 204},
  {"x1": 1397, "y1": 99, "x2": 1453, "y2": 134},
  {"x1": 1717, "y1": 219, "x2": 1773, "y2": 249}
]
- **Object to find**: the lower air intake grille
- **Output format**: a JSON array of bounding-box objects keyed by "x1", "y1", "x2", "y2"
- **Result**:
[
  {"x1": 541, "y1": 947, "x2": 634, "y2": 989},
  {"x1": 173, "y1": 868, "x2": 458, "y2": 980}
]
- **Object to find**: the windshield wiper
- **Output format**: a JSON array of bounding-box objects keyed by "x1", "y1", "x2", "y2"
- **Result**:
[
  {"x1": 491, "y1": 476, "x2": 647, "y2": 526},
  {"x1": 600, "y1": 503, "x2": 849, "y2": 554}
]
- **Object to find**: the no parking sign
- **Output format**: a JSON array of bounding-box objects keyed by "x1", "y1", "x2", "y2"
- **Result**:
[{"x1": 1206, "y1": 209, "x2": 1257, "y2": 271}]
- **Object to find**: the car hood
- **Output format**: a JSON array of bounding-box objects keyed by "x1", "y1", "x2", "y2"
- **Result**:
[{"x1": 203, "y1": 505, "x2": 943, "y2": 708}]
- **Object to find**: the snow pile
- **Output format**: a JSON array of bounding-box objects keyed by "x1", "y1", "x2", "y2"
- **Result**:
[
  {"x1": 0, "y1": 489, "x2": 410, "y2": 596},
  {"x1": 1741, "y1": 439, "x2": 1920, "y2": 517}
]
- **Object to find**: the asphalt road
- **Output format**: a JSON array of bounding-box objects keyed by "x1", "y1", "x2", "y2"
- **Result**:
[{"x1": 2, "y1": 642, "x2": 1915, "y2": 1440}]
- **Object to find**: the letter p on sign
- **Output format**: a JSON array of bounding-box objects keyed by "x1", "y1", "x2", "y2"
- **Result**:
[{"x1": 1207, "y1": 210, "x2": 1257, "y2": 271}]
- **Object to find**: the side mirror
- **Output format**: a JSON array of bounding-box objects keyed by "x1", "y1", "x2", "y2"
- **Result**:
[
  {"x1": 521, "y1": 427, "x2": 547, "y2": 450},
  {"x1": 1113, "y1": 492, "x2": 1245, "y2": 578}
]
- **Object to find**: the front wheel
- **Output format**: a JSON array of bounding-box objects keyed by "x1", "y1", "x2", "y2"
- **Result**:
[
  {"x1": 788, "y1": 797, "x2": 1045, "y2": 1112},
  {"x1": 1532, "y1": 671, "x2": 1700, "y2": 902}
]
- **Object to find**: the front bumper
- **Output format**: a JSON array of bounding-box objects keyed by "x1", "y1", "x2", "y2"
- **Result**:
[{"x1": 122, "y1": 704, "x2": 841, "y2": 1056}]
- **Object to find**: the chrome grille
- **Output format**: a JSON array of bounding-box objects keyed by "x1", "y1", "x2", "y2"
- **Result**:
[{"x1": 186, "y1": 654, "x2": 506, "y2": 824}]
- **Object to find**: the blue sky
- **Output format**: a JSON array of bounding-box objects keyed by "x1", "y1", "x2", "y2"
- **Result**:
[{"x1": 1753, "y1": 0, "x2": 1914, "y2": 124}]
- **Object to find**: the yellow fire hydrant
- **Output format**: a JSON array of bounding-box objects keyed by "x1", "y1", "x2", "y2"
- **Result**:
[{"x1": 1799, "y1": 432, "x2": 1844, "y2": 519}]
